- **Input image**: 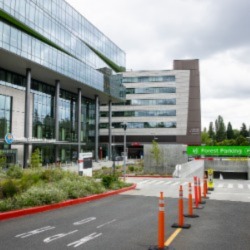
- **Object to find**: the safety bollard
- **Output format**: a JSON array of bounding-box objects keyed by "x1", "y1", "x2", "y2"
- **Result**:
[
  {"x1": 184, "y1": 183, "x2": 199, "y2": 218},
  {"x1": 148, "y1": 192, "x2": 171, "y2": 250},
  {"x1": 198, "y1": 178, "x2": 206, "y2": 204},
  {"x1": 172, "y1": 185, "x2": 191, "y2": 229},
  {"x1": 158, "y1": 192, "x2": 165, "y2": 249},
  {"x1": 193, "y1": 176, "x2": 204, "y2": 209},
  {"x1": 202, "y1": 176, "x2": 209, "y2": 199}
]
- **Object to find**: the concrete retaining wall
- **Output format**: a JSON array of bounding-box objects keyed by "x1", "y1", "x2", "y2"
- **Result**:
[
  {"x1": 204, "y1": 160, "x2": 248, "y2": 172},
  {"x1": 174, "y1": 160, "x2": 204, "y2": 179},
  {"x1": 143, "y1": 144, "x2": 188, "y2": 174}
]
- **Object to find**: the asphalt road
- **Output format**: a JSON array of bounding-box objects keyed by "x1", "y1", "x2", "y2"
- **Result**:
[
  {"x1": 0, "y1": 177, "x2": 249, "y2": 250},
  {"x1": 0, "y1": 194, "x2": 179, "y2": 250}
]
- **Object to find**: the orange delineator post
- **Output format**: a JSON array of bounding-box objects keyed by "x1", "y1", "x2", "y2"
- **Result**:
[
  {"x1": 193, "y1": 176, "x2": 204, "y2": 209},
  {"x1": 202, "y1": 175, "x2": 210, "y2": 199},
  {"x1": 194, "y1": 176, "x2": 199, "y2": 208},
  {"x1": 198, "y1": 177, "x2": 202, "y2": 203},
  {"x1": 198, "y1": 177, "x2": 206, "y2": 205},
  {"x1": 184, "y1": 183, "x2": 199, "y2": 218},
  {"x1": 178, "y1": 185, "x2": 184, "y2": 227},
  {"x1": 172, "y1": 185, "x2": 191, "y2": 229},
  {"x1": 188, "y1": 183, "x2": 193, "y2": 216},
  {"x1": 158, "y1": 191, "x2": 165, "y2": 249}
]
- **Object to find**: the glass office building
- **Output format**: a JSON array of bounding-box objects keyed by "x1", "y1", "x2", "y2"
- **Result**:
[
  {"x1": 0, "y1": 0, "x2": 126, "y2": 166},
  {"x1": 100, "y1": 60, "x2": 201, "y2": 159}
]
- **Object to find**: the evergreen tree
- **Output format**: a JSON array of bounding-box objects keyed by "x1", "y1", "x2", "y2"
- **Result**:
[
  {"x1": 215, "y1": 115, "x2": 226, "y2": 142},
  {"x1": 240, "y1": 123, "x2": 249, "y2": 138},
  {"x1": 208, "y1": 122, "x2": 215, "y2": 140},
  {"x1": 201, "y1": 129, "x2": 212, "y2": 145},
  {"x1": 226, "y1": 122, "x2": 234, "y2": 139}
]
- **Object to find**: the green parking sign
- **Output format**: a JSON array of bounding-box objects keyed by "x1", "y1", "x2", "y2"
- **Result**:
[{"x1": 187, "y1": 146, "x2": 250, "y2": 156}]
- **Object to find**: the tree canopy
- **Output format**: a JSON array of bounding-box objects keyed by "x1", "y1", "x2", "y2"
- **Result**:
[{"x1": 202, "y1": 116, "x2": 249, "y2": 146}]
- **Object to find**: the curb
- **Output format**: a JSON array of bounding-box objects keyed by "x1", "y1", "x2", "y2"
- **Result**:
[
  {"x1": 126, "y1": 175, "x2": 173, "y2": 178},
  {"x1": 0, "y1": 184, "x2": 136, "y2": 221}
]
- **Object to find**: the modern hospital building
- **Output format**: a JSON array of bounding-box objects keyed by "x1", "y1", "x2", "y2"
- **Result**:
[
  {"x1": 0, "y1": 0, "x2": 125, "y2": 166},
  {"x1": 0, "y1": 0, "x2": 201, "y2": 166},
  {"x1": 100, "y1": 60, "x2": 201, "y2": 159}
]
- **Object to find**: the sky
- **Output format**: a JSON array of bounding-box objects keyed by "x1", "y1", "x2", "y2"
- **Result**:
[{"x1": 66, "y1": 0, "x2": 250, "y2": 131}]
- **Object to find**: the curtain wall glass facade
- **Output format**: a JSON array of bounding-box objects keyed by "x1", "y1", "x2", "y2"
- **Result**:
[{"x1": 0, "y1": 0, "x2": 126, "y2": 165}]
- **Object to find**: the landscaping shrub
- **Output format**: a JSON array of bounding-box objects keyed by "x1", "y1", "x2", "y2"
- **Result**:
[
  {"x1": 128, "y1": 166, "x2": 135, "y2": 172},
  {"x1": 19, "y1": 169, "x2": 44, "y2": 191},
  {"x1": 56, "y1": 179, "x2": 90, "y2": 199},
  {"x1": 41, "y1": 168, "x2": 66, "y2": 182},
  {"x1": 15, "y1": 185, "x2": 67, "y2": 208},
  {"x1": 110, "y1": 180, "x2": 130, "y2": 190},
  {"x1": 0, "y1": 198, "x2": 16, "y2": 212},
  {"x1": 1, "y1": 179, "x2": 19, "y2": 198},
  {"x1": 6, "y1": 165, "x2": 23, "y2": 179},
  {"x1": 0, "y1": 167, "x2": 132, "y2": 212},
  {"x1": 101, "y1": 174, "x2": 119, "y2": 189}
]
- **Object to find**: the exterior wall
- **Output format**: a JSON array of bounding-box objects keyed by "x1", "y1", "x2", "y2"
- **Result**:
[
  {"x1": 143, "y1": 144, "x2": 188, "y2": 174},
  {"x1": 0, "y1": 84, "x2": 33, "y2": 164},
  {"x1": 174, "y1": 60, "x2": 201, "y2": 145},
  {"x1": 100, "y1": 69, "x2": 190, "y2": 137},
  {"x1": 204, "y1": 160, "x2": 248, "y2": 173}
]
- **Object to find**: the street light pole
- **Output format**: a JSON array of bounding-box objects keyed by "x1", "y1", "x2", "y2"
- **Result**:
[{"x1": 123, "y1": 122, "x2": 127, "y2": 181}]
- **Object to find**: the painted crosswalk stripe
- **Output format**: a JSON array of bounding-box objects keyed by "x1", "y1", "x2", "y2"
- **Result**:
[
  {"x1": 163, "y1": 181, "x2": 173, "y2": 185},
  {"x1": 154, "y1": 181, "x2": 165, "y2": 185},
  {"x1": 138, "y1": 180, "x2": 152, "y2": 184},
  {"x1": 238, "y1": 184, "x2": 243, "y2": 189},
  {"x1": 146, "y1": 180, "x2": 159, "y2": 185},
  {"x1": 248, "y1": 184, "x2": 250, "y2": 189},
  {"x1": 228, "y1": 184, "x2": 233, "y2": 188},
  {"x1": 171, "y1": 182, "x2": 180, "y2": 186},
  {"x1": 217, "y1": 184, "x2": 224, "y2": 188}
]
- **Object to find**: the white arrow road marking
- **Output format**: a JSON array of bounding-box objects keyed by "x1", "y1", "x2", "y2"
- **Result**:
[
  {"x1": 44, "y1": 230, "x2": 78, "y2": 243},
  {"x1": 15, "y1": 226, "x2": 55, "y2": 238},
  {"x1": 73, "y1": 217, "x2": 96, "y2": 225},
  {"x1": 96, "y1": 219, "x2": 116, "y2": 229},
  {"x1": 67, "y1": 232, "x2": 102, "y2": 248}
]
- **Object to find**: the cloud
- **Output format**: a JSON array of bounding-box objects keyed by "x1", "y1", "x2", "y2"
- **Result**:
[{"x1": 66, "y1": 0, "x2": 250, "y2": 130}]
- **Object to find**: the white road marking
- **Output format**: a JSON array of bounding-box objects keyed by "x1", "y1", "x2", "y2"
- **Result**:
[
  {"x1": 163, "y1": 181, "x2": 173, "y2": 185},
  {"x1": 154, "y1": 181, "x2": 165, "y2": 185},
  {"x1": 44, "y1": 230, "x2": 78, "y2": 243},
  {"x1": 238, "y1": 184, "x2": 243, "y2": 189},
  {"x1": 67, "y1": 232, "x2": 102, "y2": 248},
  {"x1": 138, "y1": 180, "x2": 152, "y2": 184},
  {"x1": 248, "y1": 184, "x2": 250, "y2": 189},
  {"x1": 15, "y1": 226, "x2": 55, "y2": 238},
  {"x1": 181, "y1": 182, "x2": 188, "y2": 186},
  {"x1": 217, "y1": 184, "x2": 224, "y2": 188},
  {"x1": 96, "y1": 219, "x2": 116, "y2": 229},
  {"x1": 228, "y1": 184, "x2": 233, "y2": 188},
  {"x1": 146, "y1": 180, "x2": 159, "y2": 184},
  {"x1": 171, "y1": 182, "x2": 180, "y2": 186},
  {"x1": 73, "y1": 217, "x2": 96, "y2": 226}
]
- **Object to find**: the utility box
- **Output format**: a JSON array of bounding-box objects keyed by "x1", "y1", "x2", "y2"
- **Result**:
[{"x1": 78, "y1": 152, "x2": 93, "y2": 177}]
